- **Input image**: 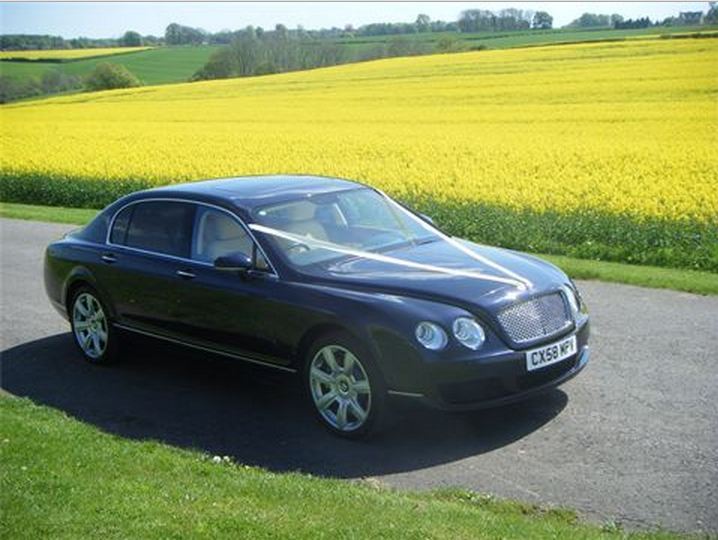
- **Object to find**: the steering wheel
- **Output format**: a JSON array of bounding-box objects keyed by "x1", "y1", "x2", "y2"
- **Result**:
[{"x1": 286, "y1": 241, "x2": 311, "y2": 254}]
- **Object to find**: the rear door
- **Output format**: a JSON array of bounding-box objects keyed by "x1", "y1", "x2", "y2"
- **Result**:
[{"x1": 98, "y1": 199, "x2": 197, "y2": 336}]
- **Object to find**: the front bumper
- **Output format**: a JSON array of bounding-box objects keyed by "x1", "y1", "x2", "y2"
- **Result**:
[{"x1": 388, "y1": 320, "x2": 590, "y2": 411}]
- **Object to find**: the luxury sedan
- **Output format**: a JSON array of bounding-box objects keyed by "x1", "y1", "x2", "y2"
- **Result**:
[{"x1": 44, "y1": 175, "x2": 590, "y2": 437}]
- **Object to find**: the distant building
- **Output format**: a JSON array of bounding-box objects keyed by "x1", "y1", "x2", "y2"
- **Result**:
[{"x1": 678, "y1": 11, "x2": 704, "y2": 24}]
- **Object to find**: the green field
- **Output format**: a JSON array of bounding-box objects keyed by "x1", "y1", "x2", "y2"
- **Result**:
[
  {"x1": 0, "y1": 46, "x2": 221, "y2": 86},
  {"x1": 336, "y1": 25, "x2": 717, "y2": 53},
  {"x1": 0, "y1": 396, "x2": 682, "y2": 539},
  {"x1": 1, "y1": 25, "x2": 713, "y2": 90}
]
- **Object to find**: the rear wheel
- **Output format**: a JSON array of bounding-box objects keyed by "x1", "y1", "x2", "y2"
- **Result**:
[
  {"x1": 305, "y1": 332, "x2": 386, "y2": 438},
  {"x1": 70, "y1": 286, "x2": 119, "y2": 364}
]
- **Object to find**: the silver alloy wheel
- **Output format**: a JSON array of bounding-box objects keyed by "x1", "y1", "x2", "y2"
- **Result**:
[
  {"x1": 72, "y1": 292, "x2": 108, "y2": 359},
  {"x1": 309, "y1": 345, "x2": 372, "y2": 431}
]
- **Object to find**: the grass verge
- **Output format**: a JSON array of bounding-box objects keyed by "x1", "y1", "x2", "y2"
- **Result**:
[
  {"x1": 0, "y1": 202, "x2": 98, "y2": 225},
  {"x1": 540, "y1": 254, "x2": 718, "y2": 296},
  {"x1": 1, "y1": 201, "x2": 716, "y2": 295},
  {"x1": 0, "y1": 396, "x2": 681, "y2": 539}
]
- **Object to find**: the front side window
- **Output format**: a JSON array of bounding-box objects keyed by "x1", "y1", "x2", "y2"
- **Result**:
[
  {"x1": 118, "y1": 201, "x2": 195, "y2": 258},
  {"x1": 192, "y1": 207, "x2": 271, "y2": 270},
  {"x1": 252, "y1": 188, "x2": 438, "y2": 267},
  {"x1": 192, "y1": 207, "x2": 253, "y2": 263}
]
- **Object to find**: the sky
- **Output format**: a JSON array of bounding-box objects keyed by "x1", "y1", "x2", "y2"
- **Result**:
[{"x1": 0, "y1": 2, "x2": 710, "y2": 39}]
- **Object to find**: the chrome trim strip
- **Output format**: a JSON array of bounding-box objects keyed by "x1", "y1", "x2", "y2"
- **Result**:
[
  {"x1": 387, "y1": 390, "x2": 425, "y2": 398},
  {"x1": 105, "y1": 197, "x2": 280, "y2": 278},
  {"x1": 113, "y1": 323, "x2": 297, "y2": 373}
]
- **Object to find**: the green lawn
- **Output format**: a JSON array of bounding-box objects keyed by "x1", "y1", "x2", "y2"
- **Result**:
[
  {"x1": 0, "y1": 46, "x2": 221, "y2": 86},
  {"x1": 2, "y1": 201, "x2": 716, "y2": 296},
  {"x1": 0, "y1": 396, "x2": 681, "y2": 539}
]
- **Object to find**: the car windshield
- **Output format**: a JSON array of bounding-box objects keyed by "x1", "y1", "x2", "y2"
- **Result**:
[{"x1": 250, "y1": 188, "x2": 440, "y2": 267}]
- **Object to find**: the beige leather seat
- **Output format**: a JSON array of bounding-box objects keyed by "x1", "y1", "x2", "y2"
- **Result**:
[
  {"x1": 282, "y1": 201, "x2": 328, "y2": 241},
  {"x1": 198, "y1": 211, "x2": 253, "y2": 262}
]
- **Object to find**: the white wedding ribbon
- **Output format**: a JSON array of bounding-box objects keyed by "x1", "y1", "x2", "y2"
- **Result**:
[
  {"x1": 248, "y1": 222, "x2": 528, "y2": 290},
  {"x1": 382, "y1": 193, "x2": 533, "y2": 290}
]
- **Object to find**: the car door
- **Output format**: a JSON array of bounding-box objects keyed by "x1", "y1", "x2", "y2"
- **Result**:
[
  {"x1": 98, "y1": 199, "x2": 197, "y2": 336},
  {"x1": 165, "y1": 205, "x2": 292, "y2": 368}
]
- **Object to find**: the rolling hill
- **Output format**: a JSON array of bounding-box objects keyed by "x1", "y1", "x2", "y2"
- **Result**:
[{"x1": 0, "y1": 46, "x2": 221, "y2": 86}]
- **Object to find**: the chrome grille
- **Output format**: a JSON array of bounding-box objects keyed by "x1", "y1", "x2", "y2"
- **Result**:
[{"x1": 497, "y1": 292, "x2": 571, "y2": 344}]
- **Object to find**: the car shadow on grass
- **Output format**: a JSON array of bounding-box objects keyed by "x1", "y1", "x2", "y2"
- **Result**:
[{"x1": 1, "y1": 332, "x2": 568, "y2": 478}]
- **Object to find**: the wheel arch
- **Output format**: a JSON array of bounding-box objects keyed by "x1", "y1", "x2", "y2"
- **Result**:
[
  {"x1": 63, "y1": 268, "x2": 116, "y2": 320},
  {"x1": 295, "y1": 323, "x2": 352, "y2": 369}
]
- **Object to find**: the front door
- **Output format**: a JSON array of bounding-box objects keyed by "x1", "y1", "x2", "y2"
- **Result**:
[{"x1": 167, "y1": 205, "x2": 290, "y2": 367}]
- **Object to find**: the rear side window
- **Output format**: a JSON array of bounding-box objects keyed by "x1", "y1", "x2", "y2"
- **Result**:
[
  {"x1": 115, "y1": 201, "x2": 196, "y2": 258},
  {"x1": 109, "y1": 206, "x2": 132, "y2": 245}
]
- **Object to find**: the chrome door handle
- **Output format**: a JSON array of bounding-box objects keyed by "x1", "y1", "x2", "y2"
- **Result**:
[
  {"x1": 176, "y1": 270, "x2": 196, "y2": 280},
  {"x1": 101, "y1": 253, "x2": 117, "y2": 264}
]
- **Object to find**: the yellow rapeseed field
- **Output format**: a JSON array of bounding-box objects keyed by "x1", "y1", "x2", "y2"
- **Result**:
[
  {"x1": 1, "y1": 38, "x2": 716, "y2": 268},
  {"x1": 0, "y1": 47, "x2": 151, "y2": 60},
  {"x1": 2, "y1": 39, "x2": 716, "y2": 221}
]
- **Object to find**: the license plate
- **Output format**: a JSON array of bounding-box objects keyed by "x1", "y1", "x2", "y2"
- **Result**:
[{"x1": 526, "y1": 334, "x2": 577, "y2": 372}]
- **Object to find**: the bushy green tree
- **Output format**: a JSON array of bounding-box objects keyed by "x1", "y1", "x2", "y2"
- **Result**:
[
  {"x1": 706, "y1": 2, "x2": 718, "y2": 24},
  {"x1": 121, "y1": 31, "x2": 143, "y2": 47},
  {"x1": 41, "y1": 69, "x2": 82, "y2": 94},
  {"x1": 416, "y1": 14, "x2": 431, "y2": 32},
  {"x1": 565, "y1": 13, "x2": 612, "y2": 28},
  {"x1": 85, "y1": 63, "x2": 141, "y2": 91},
  {"x1": 532, "y1": 11, "x2": 553, "y2": 29},
  {"x1": 0, "y1": 76, "x2": 41, "y2": 103}
]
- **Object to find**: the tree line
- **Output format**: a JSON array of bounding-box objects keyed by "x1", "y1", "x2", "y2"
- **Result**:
[
  {"x1": 564, "y1": 5, "x2": 718, "y2": 29},
  {"x1": 0, "y1": 32, "x2": 162, "y2": 51},
  {"x1": 192, "y1": 26, "x2": 445, "y2": 81},
  {"x1": 3, "y1": 4, "x2": 716, "y2": 52}
]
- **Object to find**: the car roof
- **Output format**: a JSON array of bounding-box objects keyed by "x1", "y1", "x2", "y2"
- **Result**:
[{"x1": 144, "y1": 175, "x2": 365, "y2": 210}]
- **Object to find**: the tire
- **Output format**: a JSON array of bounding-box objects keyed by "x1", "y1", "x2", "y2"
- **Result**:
[
  {"x1": 304, "y1": 331, "x2": 386, "y2": 439},
  {"x1": 69, "y1": 286, "x2": 119, "y2": 364}
]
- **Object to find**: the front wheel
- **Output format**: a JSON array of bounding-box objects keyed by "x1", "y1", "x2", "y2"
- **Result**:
[
  {"x1": 305, "y1": 332, "x2": 386, "y2": 439},
  {"x1": 70, "y1": 286, "x2": 119, "y2": 364}
]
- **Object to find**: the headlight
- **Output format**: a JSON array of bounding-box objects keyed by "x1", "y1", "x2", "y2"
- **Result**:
[
  {"x1": 415, "y1": 321, "x2": 448, "y2": 350},
  {"x1": 562, "y1": 284, "x2": 580, "y2": 314},
  {"x1": 452, "y1": 317, "x2": 486, "y2": 350}
]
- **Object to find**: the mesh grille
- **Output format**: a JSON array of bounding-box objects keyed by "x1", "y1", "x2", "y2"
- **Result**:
[{"x1": 497, "y1": 292, "x2": 571, "y2": 344}]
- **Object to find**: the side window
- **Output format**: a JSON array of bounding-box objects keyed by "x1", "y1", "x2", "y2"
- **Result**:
[
  {"x1": 192, "y1": 207, "x2": 254, "y2": 264},
  {"x1": 124, "y1": 201, "x2": 195, "y2": 258},
  {"x1": 109, "y1": 206, "x2": 132, "y2": 245}
]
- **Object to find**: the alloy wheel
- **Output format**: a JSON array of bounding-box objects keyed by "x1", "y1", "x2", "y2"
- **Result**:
[
  {"x1": 72, "y1": 292, "x2": 108, "y2": 359},
  {"x1": 309, "y1": 345, "x2": 372, "y2": 432}
]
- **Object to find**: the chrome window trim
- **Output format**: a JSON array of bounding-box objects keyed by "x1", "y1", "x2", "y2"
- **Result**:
[
  {"x1": 113, "y1": 322, "x2": 296, "y2": 373},
  {"x1": 105, "y1": 197, "x2": 280, "y2": 278}
]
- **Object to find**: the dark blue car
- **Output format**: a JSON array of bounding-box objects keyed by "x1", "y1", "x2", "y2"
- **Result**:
[{"x1": 44, "y1": 175, "x2": 590, "y2": 438}]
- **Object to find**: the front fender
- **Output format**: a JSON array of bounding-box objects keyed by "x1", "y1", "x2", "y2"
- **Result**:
[{"x1": 293, "y1": 283, "x2": 476, "y2": 391}]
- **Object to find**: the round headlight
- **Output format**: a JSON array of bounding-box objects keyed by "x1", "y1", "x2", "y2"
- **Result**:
[
  {"x1": 562, "y1": 285, "x2": 580, "y2": 313},
  {"x1": 452, "y1": 317, "x2": 486, "y2": 350},
  {"x1": 415, "y1": 321, "x2": 448, "y2": 350}
]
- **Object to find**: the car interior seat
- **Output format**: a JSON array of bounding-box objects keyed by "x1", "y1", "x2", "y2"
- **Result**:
[{"x1": 199, "y1": 211, "x2": 253, "y2": 262}]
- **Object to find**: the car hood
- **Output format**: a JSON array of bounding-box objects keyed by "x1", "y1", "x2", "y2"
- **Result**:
[{"x1": 301, "y1": 238, "x2": 568, "y2": 313}]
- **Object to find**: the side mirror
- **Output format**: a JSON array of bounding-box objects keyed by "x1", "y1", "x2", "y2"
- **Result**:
[
  {"x1": 214, "y1": 252, "x2": 253, "y2": 272},
  {"x1": 419, "y1": 213, "x2": 435, "y2": 226}
]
